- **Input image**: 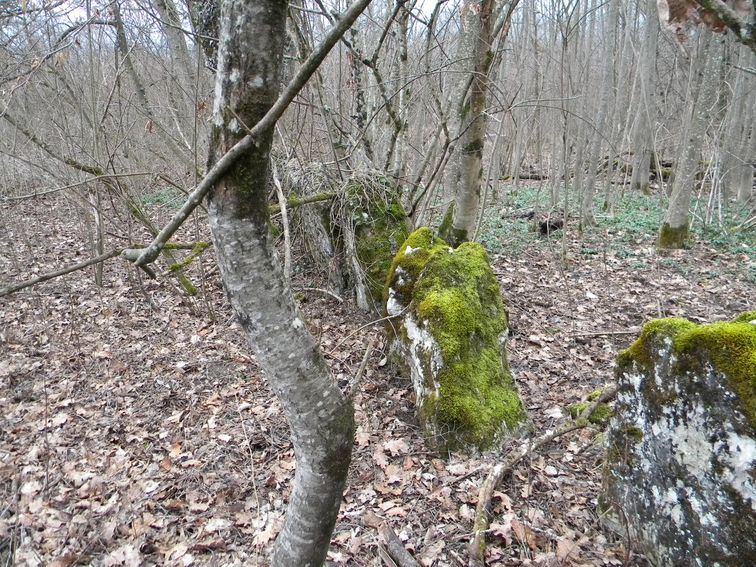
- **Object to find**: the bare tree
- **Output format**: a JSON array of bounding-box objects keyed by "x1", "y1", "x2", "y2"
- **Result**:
[
  {"x1": 200, "y1": 0, "x2": 380, "y2": 562},
  {"x1": 631, "y1": 0, "x2": 661, "y2": 195},
  {"x1": 441, "y1": 0, "x2": 520, "y2": 246},
  {"x1": 659, "y1": 29, "x2": 721, "y2": 248}
]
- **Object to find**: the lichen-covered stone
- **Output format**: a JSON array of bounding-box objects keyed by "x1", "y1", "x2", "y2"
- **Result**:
[
  {"x1": 603, "y1": 314, "x2": 756, "y2": 566},
  {"x1": 385, "y1": 228, "x2": 526, "y2": 454}
]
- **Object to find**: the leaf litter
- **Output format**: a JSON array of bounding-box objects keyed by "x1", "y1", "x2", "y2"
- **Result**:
[{"x1": 1, "y1": 194, "x2": 753, "y2": 566}]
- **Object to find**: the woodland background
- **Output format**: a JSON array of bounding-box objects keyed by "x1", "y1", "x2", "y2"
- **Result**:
[{"x1": 1, "y1": 0, "x2": 754, "y2": 565}]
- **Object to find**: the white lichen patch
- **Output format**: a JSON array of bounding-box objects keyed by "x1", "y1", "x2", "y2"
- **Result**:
[
  {"x1": 606, "y1": 337, "x2": 756, "y2": 564},
  {"x1": 404, "y1": 316, "x2": 442, "y2": 403},
  {"x1": 386, "y1": 288, "x2": 403, "y2": 317}
]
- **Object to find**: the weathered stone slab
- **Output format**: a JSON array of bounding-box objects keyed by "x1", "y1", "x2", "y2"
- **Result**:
[
  {"x1": 603, "y1": 313, "x2": 756, "y2": 566},
  {"x1": 384, "y1": 228, "x2": 525, "y2": 454}
]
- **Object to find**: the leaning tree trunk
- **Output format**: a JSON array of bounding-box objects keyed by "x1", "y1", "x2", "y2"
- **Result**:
[{"x1": 206, "y1": 1, "x2": 354, "y2": 565}]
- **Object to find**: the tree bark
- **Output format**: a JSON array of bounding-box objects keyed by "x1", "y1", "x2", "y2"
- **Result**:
[
  {"x1": 207, "y1": 1, "x2": 355, "y2": 565},
  {"x1": 440, "y1": 0, "x2": 498, "y2": 247},
  {"x1": 659, "y1": 29, "x2": 719, "y2": 248},
  {"x1": 631, "y1": 0, "x2": 660, "y2": 195}
]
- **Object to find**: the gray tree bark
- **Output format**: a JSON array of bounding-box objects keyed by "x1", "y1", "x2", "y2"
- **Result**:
[
  {"x1": 659, "y1": 29, "x2": 719, "y2": 248},
  {"x1": 440, "y1": 0, "x2": 498, "y2": 247},
  {"x1": 207, "y1": 1, "x2": 354, "y2": 565},
  {"x1": 631, "y1": 0, "x2": 660, "y2": 195}
]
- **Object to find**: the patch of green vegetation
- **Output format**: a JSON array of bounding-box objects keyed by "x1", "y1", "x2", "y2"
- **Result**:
[
  {"x1": 475, "y1": 184, "x2": 754, "y2": 268},
  {"x1": 568, "y1": 401, "x2": 613, "y2": 425},
  {"x1": 140, "y1": 187, "x2": 183, "y2": 209},
  {"x1": 354, "y1": 195, "x2": 409, "y2": 307}
]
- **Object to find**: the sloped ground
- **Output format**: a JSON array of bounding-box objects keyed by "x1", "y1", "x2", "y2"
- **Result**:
[{"x1": 1, "y1": 189, "x2": 754, "y2": 566}]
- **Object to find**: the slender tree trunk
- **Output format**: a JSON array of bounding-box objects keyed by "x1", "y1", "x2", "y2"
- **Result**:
[
  {"x1": 579, "y1": 0, "x2": 618, "y2": 229},
  {"x1": 659, "y1": 30, "x2": 719, "y2": 248},
  {"x1": 631, "y1": 0, "x2": 659, "y2": 195},
  {"x1": 721, "y1": 46, "x2": 755, "y2": 206},
  {"x1": 440, "y1": 0, "x2": 497, "y2": 246},
  {"x1": 207, "y1": 1, "x2": 354, "y2": 565}
]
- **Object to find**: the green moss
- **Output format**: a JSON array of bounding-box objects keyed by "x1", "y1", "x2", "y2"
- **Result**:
[
  {"x1": 384, "y1": 227, "x2": 449, "y2": 310},
  {"x1": 568, "y1": 401, "x2": 613, "y2": 425},
  {"x1": 354, "y1": 197, "x2": 409, "y2": 306},
  {"x1": 658, "y1": 222, "x2": 690, "y2": 249},
  {"x1": 618, "y1": 318, "x2": 697, "y2": 371},
  {"x1": 438, "y1": 205, "x2": 454, "y2": 238},
  {"x1": 463, "y1": 139, "x2": 484, "y2": 155},
  {"x1": 674, "y1": 320, "x2": 756, "y2": 428},
  {"x1": 438, "y1": 203, "x2": 470, "y2": 248},
  {"x1": 734, "y1": 311, "x2": 756, "y2": 324},
  {"x1": 388, "y1": 229, "x2": 525, "y2": 451},
  {"x1": 168, "y1": 241, "x2": 210, "y2": 273},
  {"x1": 619, "y1": 314, "x2": 756, "y2": 428}
]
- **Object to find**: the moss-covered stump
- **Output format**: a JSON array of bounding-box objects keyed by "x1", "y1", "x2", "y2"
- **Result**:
[
  {"x1": 603, "y1": 315, "x2": 756, "y2": 565},
  {"x1": 350, "y1": 188, "x2": 409, "y2": 313},
  {"x1": 385, "y1": 228, "x2": 526, "y2": 454}
]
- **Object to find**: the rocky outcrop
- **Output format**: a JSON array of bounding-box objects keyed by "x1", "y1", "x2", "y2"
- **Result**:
[
  {"x1": 384, "y1": 228, "x2": 525, "y2": 454},
  {"x1": 603, "y1": 314, "x2": 756, "y2": 566}
]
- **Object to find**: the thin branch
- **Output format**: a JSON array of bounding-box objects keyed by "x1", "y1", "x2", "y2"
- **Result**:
[
  {"x1": 378, "y1": 524, "x2": 421, "y2": 567},
  {"x1": 0, "y1": 172, "x2": 155, "y2": 202},
  {"x1": 348, "y1": 339, "x2": 375, "y2": 399},
  {"x1": 0, "y1": 249, "x2": 122, "y2": 297}
]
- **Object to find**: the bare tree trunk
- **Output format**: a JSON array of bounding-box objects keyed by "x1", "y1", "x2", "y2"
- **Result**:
[
  {"x1": 721, "y1": 46, "x2": 755, "y2": 206},
  {"x1": 631, "y1": 0, "x2": 659, "y2": 195},
  {"x1": 659, "y1": 30, "x2": 719, "y2": 249},
  {"x1": 440, "y1": 0, "x2": 498, "y2": 246},
  {"x1": 207, "y1": 1, "x2": 354, "y2": 565},
  {"x1": 579, "y1": 0, "x2": 618, "y2": 229}
]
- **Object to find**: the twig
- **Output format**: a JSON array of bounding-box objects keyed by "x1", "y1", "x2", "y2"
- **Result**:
[
  {"x1": 271, "y1": 161, "x2": 292, "y2": 281},
  {"x1": 292, "y1": 286, "x2": 344, "y2": 303},
  {"x1": 572, "y1": 328, "x2": 640, "y2": 338},
  {"x1": 348, "y1": 339, "x2": 375, "y2": 398},
  {"x1": 379, "y1": 524, "x2": 421, "y2": 567},
  {"x1": 468, "y1": 387, "x2": 618, "y2": 566},
  {"x1": 0, "y1": 171, "x2": 154, "y2": 202},
  {"x1": 0, "y1": 249, "x2": 122, "y2": 297}
]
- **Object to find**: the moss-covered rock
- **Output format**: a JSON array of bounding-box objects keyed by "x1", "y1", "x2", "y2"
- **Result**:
[
  {"x1": 353, "y1": 195, "x2": 409, "y2": 311},
  {"x1": 385, "y1": 228, "x2": 526, "y2": 454},
  {"x1": 603, "y1": 313, "x2": 756, "y2": 565}
]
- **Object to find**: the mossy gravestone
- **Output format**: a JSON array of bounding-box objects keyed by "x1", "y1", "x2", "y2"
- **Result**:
[
  {"x1": 385, "y1": 228, "x2": 526, "y2": 454},
  {"x1": 603, "y1": 313, "x2": 756, "y2": 566}
]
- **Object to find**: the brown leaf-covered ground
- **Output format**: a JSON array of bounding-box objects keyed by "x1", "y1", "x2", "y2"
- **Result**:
[{"x1": 1, "y1": 191, "x2": 754, "y2": 566}]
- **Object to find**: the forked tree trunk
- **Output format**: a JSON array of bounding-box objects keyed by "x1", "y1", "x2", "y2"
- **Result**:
[{"x1": 206, "y1": 1, "x2": 354, "y2": 565}]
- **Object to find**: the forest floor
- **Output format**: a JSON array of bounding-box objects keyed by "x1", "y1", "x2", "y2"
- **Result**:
[{"x1": 1, "y1": 185, "x2": 754, "y2": 566}]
